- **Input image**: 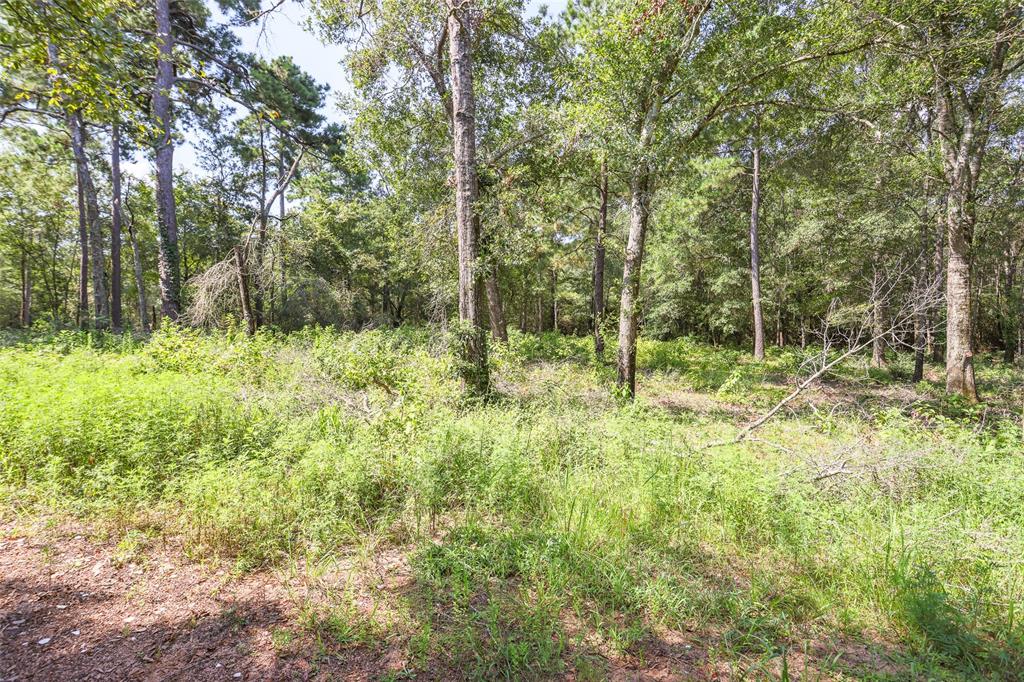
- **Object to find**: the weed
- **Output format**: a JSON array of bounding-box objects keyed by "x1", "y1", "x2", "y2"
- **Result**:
[{"x1": 2, "y1": 328, "x2": 1022, "y2": 677}]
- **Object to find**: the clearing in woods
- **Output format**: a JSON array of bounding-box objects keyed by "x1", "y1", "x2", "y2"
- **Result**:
[{"x1": 1, "y1": 328, "x2": 1023, "y2": 680}]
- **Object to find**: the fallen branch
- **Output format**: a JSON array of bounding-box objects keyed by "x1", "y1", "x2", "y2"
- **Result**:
[
  {"x1": 733, "y1": 335, "x2": 883, "y2": 443},
  {"x1": 700, "y1": 258, "x2": 944, "y2": 450}
]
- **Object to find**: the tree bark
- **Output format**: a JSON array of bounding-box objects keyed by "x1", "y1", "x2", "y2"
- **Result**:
[
  {"x1": 254, "y1": 121, "x2": 268, "y2": 327},
  {"x1": 110, "y1": 121, "x2": 124, "y2": 332},
  {"x1": 74, "y1": 154, "x2": 89, "y2": 328},
  {"x1": 617, "y1": 166, "x2": 652, "y2": 397},
  {"x1": 551, "y1": 268, "x2": 558, "y2": 332},
  {"x1": 937, "y1": 92, "x2": 981, "y2": 398},
  {"x1": 481, "y1": 212, "x2": 508, "y2": 342},
  {"x1": 930, "y1": 11, "x2": 1018, "y2": 400},
  {"x1": 426, "y1": 15, "x2": 507, "y2": 346},
  {"x1": 912, "y1": 152, "x2": 934, "y2": 383},
  {"x1": 46, "y1": 43, "x2": 91, "y2": 328},
  {"x1": 278, "y1": 150, "x2": 287, "y2": 321},
  {"x1": 912, "y1": 312, "x2": 926, "y2": 382},
  {"x1": 871, "y1": 269, "x2": 887, "y2": 369},
  {"x1": 929, "y1": 193, "x2": 946, "y2": 362},
  {"x1": 1002, "y1": 246, "x2": 1019, "y2": 363},
  {"x1": 776, "y1": 306, "x2": 784, "y2": 347},
  {"x1": 593, "y1": 158, "x2": 608, "y2": 358},
  {"x1": 234, "y1": 246, "x2": 256, "y2": 336},
  {"x1": 68, "y1": 111, "x2": 107, "y2": 327},
  {"x1": 944, "y1": 191, "x2": 978, "y2": 399},
  {"x1": 616, "y1": 50, "x2": 678, "y2": 398},
  {"x1": 154, "y1": 0, "x2": 181, "y2": 321},
  {"x1": 19, "y1": 240, "x2": 31, "y2": 328},
  {"x1": 126, "y1": 205, "x2": 149, "y2": 333},
  {"x1": 749, "y1": 141, "x2": 766, "y2": 361},
  {"x1": 446, "y1": 0, "x2": 488, "y2": 393},
  {"x1": 484, "y1": 262, "x2": 508, "y2": 342}
]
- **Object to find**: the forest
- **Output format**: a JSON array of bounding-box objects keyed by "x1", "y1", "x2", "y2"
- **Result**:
[{"x1": 1, "y1": 0, "x2": 1024, "y2": 679}]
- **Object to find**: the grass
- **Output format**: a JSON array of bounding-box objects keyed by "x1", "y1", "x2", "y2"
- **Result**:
[{"x1": 1, "y1": 325, "x2": 1023, "y2": 679}]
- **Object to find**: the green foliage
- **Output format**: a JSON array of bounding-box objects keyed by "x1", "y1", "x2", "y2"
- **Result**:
[{"x1": 2, "y1": 330, "x2": 1023, "y2": 677}]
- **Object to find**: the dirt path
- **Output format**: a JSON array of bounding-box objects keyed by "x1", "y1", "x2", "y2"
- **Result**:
[{"x1": 0, "y1": 523, "x2": 386, "y2": 681}]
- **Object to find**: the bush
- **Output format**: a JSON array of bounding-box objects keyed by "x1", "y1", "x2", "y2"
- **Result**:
[{"x1": 1, "y1": 328, "x2": 1022, "y2": 677}]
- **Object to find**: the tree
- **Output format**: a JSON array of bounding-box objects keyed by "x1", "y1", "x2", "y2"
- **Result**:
[
  {"x1": 749, "y1": 122, "x2": 766, "y2": 361},
  {"x1": 864, "y1": 0, "x2": 1024, "y2": 399},
  {"x1": 445, "y1": 0, "x2": 489, "y2": 392},
  {"x1": 151, "y1": 0, "x2": 181, "y2": 320},
  {"x1": 110, "y1": 120, "x2": 124, "y2": 331},
  {"x1": 931, "y1": 5, "x2": 1023, "y2": 400}
]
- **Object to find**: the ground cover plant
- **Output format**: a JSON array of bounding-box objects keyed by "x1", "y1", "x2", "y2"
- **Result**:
[
  {"x1": 5, "y1": 0, "x2": 1024, "y2": 679},
  {"x1": 2, "y1": 327, "x2": 1022, "y2": 680}
]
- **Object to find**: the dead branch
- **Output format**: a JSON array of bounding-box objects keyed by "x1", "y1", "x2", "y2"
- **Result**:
[{"x1": 702, "y1": 256, "x2": 944, "y2": 450}]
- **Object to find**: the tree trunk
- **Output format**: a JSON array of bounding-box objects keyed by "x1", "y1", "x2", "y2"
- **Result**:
[
  {"x1": 47, "y1": 43, "x2": 91, "y2": 328},
  {"x1": 74, "y1": 155, "x2": 89, "y2": 328},
  {"x1": 481, "y1": 213, "x2": 508, "y2": 342},
  {"x1": 68, "y1": 112, "x2": 107, "y2": 327},
  {"x1": 616, "y1": 50, "x2": 677, "y2": 398},
  {"x1": 551, "y1": 268, "x2": 558, "y2": 332},
  {"x1": 278, "y1": 151, "x2": 287, "y2": 321},
  {"x1": 912, "y1": 171, "x2": 933, "y2": 383},
  {"x1": 234, "y1": 246, "x2": 256, "y2": 336},
  {"x1": 19, "y1": 241, "x2": 31, "y2": 328},
  {"x1": 617, "y1": 166, "x2": 652, "y2": 397},
  {"x1": 126, "y1": 216, "x2": 149, "y2": 333},
  {"x1": 154, "y1": 0, "x2": 181, "y2": 321},
  {"x1": 446, "y1": 0, "x2": 488, "y2": 393},
  {"x1": 485, "y1": 263, "x2": 508, "y2": 342},
  {"x1": 749, "y1": 141, "x2": 766, "y2": 361},
  {"x1": 593, "y1": 158, "x2": 607, "y2": 358},
  {"x1": 254, "y1": 121, "x2": 268, "y2": 327},
  {"x1": 971, "y1": 273, "x2": 982, "y2": 354},
  {"x1": 110, "y1": 122, "x2": 124, "y2": 332},
  {"x1": 1002, "y1": 249, "x2": 1019, "y2": 363},
  {"x1": 929, "y1": 194, "x2": 946, "y2": 362},
  {"x1": 427, "y1": 9, "x2": 506, "y2": 346},
  {"x1": 871, "y1": 269, "x2": 887, "y2": 369},
  {"x1": 776, "y1": 304, "x2": 784, "y2": 347},
  {"x1": 518, "y1": 287, "x2": 527, "y2": 332},
  {"x1": 930, "y1": 22, "x2": 1017, "y2": 400},
  {"x1": 944, "y1": 193, "x2": 978, "y2": 400},
  {"x1": 912, "y1": 311, "x2": 926, "y2": 382}
]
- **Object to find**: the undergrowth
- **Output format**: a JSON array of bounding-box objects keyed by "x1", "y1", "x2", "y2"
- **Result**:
[{"x1": 1, "y1": 326, "x2": 1022, "y2": 679}]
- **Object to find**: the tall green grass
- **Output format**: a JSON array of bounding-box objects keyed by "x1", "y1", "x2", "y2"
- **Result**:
[{"x1": 1, "y1": 326, "x2": 1022, "y2": 678}]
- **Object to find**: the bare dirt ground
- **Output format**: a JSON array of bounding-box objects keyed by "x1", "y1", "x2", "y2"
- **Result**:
[
  {"x1": 1, "y1": 521, "x2": 900, "y2": 681},
  {"x1": 0, "y1": 522, "x2": 387, "y2": 681}
]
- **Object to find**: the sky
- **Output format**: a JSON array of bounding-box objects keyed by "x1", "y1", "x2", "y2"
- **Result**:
[
  {"x1": 224, "y1": 2, "x2": 350, "y2": 120},
  {"x1": 129, "y1": 1, "x2": 347, "y2": 175},
  {"x1": 123, "y1": 0, "x2": 567, "y2": 176}
]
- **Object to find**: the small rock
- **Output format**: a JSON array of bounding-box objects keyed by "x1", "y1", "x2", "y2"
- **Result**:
[
  {"x1": 38, "y1": 637, "x2": 51, "y2": 645},
  {"x1": 123, "y1": 616, "x2": 135, "y2": 623},
  {"x1": 71, "y1": 630, "x2": 81, "y2": 636},
  {"x1": 233, "y1": 674, "x2": 242, "y2": 679},
  {"x1": 12, "y1": 619, "x2": 25, "y2": 625},
  {"x1": 56, "y1": 605, "x2": 67, "y2": 609}
]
